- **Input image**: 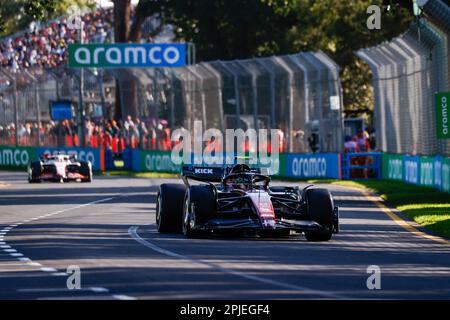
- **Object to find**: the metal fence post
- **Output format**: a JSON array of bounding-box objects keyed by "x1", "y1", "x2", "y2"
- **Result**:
[
  {"x1": 257, "y1": 60, "x2": 276, "y2": 129},
  {"x1": 34, "y1": 83, "x2": 41, "y2": 146},
  {"x1": 187, "y1": 67, "x2": 207, "y2": 129},
  {"x1": 12, "y1": 77, "x2": 18, "y2": 147},
  {"x1": 236, "y1": 61, "x2": 259, "y2": 131},
  {"x1": 288, "y1": 55, "x2": 309, "y2": 124},
  {"x1": 274, "y1": 57, "x2": 294, "y2": 152},
  {"x1": 170, "y1": 73, "x2": 175, "y2": 129},
  {"x1": 78, "y1": 71, "x2": 85, "y2": 147},
  {"x1": 220, "y1": 62, "x2": 240, "y2": 129},
  {"x1": 201, "y1": 63, "x2": 225, "y2": 132}
]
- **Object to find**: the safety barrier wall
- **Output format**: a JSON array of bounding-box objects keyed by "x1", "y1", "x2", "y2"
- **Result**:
[
  {"x1": 1, "y1": 145, "x2": 449, "y2": 193},
  {"x1": 131, "y1": 149, "x2": 181, "y2": 173},
  {"x1": 0, "y1": 145, "x2": 37, "y2": 169},
  {"x1": 0, "y1": 146, "x2": 104, "y2": 171},
  {"x1": 356, "y1": 7, "x2": 450, "y2": 156},
  {"x1": 382, "y1": 153, "x2": 450, "y2": 192},
  {"x1": 283, "y1": 153, "x2": 341, "y2": 179},
  {"x1": 0, "y1": 49, "x2": 344, "y2": 155}
]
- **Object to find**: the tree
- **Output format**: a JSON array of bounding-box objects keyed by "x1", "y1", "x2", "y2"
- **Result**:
[
  {"x1": 1, "y1": 0, "x2": 414, "y2": 121},
  {"x1": 165, "y1": 0, "x2": 298, "y2": 60},
  {"x1": 112, "y1": 0, "x2": 168, "y2": 120},
  {"x1": 0, "y1": 0, "x2": 94, "y2": 37},
  {"x1": 164, "y1": 0, "x2": 412, "y2": 120}
]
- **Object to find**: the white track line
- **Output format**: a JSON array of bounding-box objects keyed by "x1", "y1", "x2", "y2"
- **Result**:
[
  {"x1": 113, "y1": 294, "x2": 137, "y2": 300},
  {"x1": 10, "y1": 253, "x2": 24, "y2": 257},
  {"x1": 16, "y1": 287, "x2": 110, "y2": 293},
  {"x1": 128, "y1": 226, "x2": 348, "y2": 299},
  {"x1": 1, "y1": 195, "x2": 133, "y2": 300},
  {"x1": 18, "y1": 257, "x2": 31, "y2": 262},
  {"x1": 90, "y1": 287, "x2": 109, "y2": 293}
]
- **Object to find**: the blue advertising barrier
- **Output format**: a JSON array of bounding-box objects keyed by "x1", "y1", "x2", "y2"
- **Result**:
[
  {"x1": 434, "y1": 156, "x2": 442, "y2": 190},
  {"x1": 37, "y1": 147, "x2": 103, "y2": 171},
  {"x1": 342, "y1": 152, "x2": 382, "y2": 179},
  {"x1": 104, "y1": 149, "x2": 132, "y2": 170},
  {"x1": 403, "y1": 155, "x2": 420, "y2": 185},
  {"x1": 284, "y1": 153, "x2": 341, "y2": 179},
  {"x1": 22, "y1": 146, "x2": 449, "y2": 194},
  {"x1": 379, "y1": 153, "x2": 449, "y2": 193}
]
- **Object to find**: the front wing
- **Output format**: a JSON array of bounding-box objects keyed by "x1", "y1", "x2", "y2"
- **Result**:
[{"x1": 196, "y1": 206, "x2": 339, "y2": 233}]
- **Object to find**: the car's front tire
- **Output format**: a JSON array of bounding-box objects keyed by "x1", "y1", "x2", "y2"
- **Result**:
[
  {"x1": 79, "y1": 161, "x2": 92, "y2": 183},
  {"x1": 303, "y1": 188, "x2": 334, "y2": 242},
  {"x1": 28, "y1": 161, "x2": 42, "y2": 183},
  {"x1": 182, "y1": 185, "x2": 215, "y2": 238},
  {"x1": 156, "y1": 184, "x2": 187, "y2": 233}
]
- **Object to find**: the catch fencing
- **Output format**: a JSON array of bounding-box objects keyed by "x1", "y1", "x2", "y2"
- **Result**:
[
  {"x1": 0, "y1": 50, "x2": 344, "y2": 154},
  {"x1": 356, "y1": 1, "x2": 450, "y2": 156}
]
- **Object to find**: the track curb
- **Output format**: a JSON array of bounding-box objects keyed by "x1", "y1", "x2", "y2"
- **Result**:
[{"x1": 332, "y1": 184, "x2": 450, "y2": 245}]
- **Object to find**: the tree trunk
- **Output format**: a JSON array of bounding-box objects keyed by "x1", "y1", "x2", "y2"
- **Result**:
[
  {"x1": 114, "y1": 0, "x2": 131, "y2": 42},
  {"x1": 113, "y1": 0, "x2": 159, "y2": 121},
  {"x1": 113, "y1": 0, "x2": 131, "y2": 121},
  {"x1": 129, "y1": 13, "x2": 145, "y2": 42}
]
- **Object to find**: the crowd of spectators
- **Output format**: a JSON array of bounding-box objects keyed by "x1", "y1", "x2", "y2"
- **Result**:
[
  {"x1": 343, "y1": 128, "x2": 377, "y2": 178},
  {"x1": 0, "y1": 116, "x2": 173, "y2": 153},
  {"x1": 0, "y1": 7, "x2": 114, "y2": 70},
  {"x1": 0, "y1": 6, "x2": 178, "y2": 152},
  {"x1": 0, "y1": 6, "x2": 351, "y2": 156},
  {"x1": 343, "y1": 130, "x2": 375, "y2": 153}
]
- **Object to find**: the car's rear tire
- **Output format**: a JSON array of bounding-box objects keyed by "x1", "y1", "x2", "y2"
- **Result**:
[
  {"x1": 156, "y1": 184, "x2": 187, "y2": 233},
  {"x1": 28, "y1": 161, "x2": 42, "y2": 183},
  {"x1": 182, "y1": 185, "x2": 215, "y2": 238},
  {"x1": 303, "y1": 188, "x2": 334, "y2": 241},
  {"x1": 79, "y1": 161, "x2": 92, "y2": 182}
]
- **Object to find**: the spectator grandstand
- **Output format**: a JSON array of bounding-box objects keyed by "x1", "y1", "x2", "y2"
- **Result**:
[{"x1": 0, "y1": 7, "x2": 114, "y2": 70}]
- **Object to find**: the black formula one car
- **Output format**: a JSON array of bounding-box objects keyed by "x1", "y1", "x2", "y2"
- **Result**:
[{"x1": 156, "y1": 163, "x2": 339, "y2": 241}]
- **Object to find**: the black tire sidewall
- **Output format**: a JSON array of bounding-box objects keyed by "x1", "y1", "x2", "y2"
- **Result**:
[
  {"x1": 29, "y1": 161, "x2": 42, "y2": 182},
  {"x1": 157, "y1": 183, "x2": 187, "y2": 233},
  {"x1": 304, "y1": 188, "x2": 334, "y2": 241},
  {"x1": 188, "y1": 185, "x2": 216, "y2": 225},
  {"x1": 182, "y1": 185, "x2": 215, "y2": 237},
  {"x1": 79, "y1": 161, "x2": 92, "y2": 182}
]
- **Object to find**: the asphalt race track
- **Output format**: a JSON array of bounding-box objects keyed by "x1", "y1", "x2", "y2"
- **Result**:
[{"x1": 0, "y1": 171, "x2": 449, "y2": 300}]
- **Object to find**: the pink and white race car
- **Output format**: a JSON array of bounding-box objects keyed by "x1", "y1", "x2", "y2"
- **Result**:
[
  {"x1": 28, "y1": 153, "x2": 92, "y2": 183},
  {"x1": 156, "y1": 163, "x2": 339, "y2": 240}
]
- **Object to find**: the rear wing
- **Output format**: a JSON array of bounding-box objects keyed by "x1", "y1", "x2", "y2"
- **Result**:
[{"x1": 181, "y1": 165, "x2": 225, "y2": 183}]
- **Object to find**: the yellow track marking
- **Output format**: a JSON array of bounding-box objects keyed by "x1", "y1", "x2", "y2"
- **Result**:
[{"x1": 360, "y1": 189, "x2": 450, "y2": 245}]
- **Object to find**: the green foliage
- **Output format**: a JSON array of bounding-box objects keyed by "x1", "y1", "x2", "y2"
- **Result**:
[
  {"x1": 0, "y1": 0, "x2": 95, "y2": 37},
  {"x1": 310, "y1": 179, "x2": 450, "y2": 238},
  {"x1": 164, "y1": 0, "x2": 413, "y2": 119},
  {"x1": 23, "y1": 0, "x2": 56, "y2": 20},
  {"x1": 0, "y1": 0, "x2": 414, "y2": 119},
  {"x1": 166, "y1": 0, "x2": 298, "y2": 60}
]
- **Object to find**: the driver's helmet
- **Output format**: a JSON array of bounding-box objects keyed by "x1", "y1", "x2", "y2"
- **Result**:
[
  {"x1": 231, "y1": 176, "x2": 250, "y2": 191},
  {"x1": 230, "y1": 164, "x2": 251, "y2": 174}
]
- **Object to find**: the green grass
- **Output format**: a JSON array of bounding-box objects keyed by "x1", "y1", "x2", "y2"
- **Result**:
[{"x1": 309, "y1": 179, "x2": 450, "y2": 239}]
